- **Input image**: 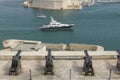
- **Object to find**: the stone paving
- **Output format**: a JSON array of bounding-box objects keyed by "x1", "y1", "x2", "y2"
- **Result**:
[{"x1": 0, "y1": 60, "x2": 120, "y2": 80}]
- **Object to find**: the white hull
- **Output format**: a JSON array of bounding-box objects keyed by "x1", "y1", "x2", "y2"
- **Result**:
[
  {"x1": 37, "y1": 15, "x2": 46, "y2": 18},
  {"x1": 40, "y1": 16, "x2": 74, "y2": 30}
]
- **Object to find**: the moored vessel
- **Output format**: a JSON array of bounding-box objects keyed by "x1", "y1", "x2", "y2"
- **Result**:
[{"x1": 40, "y1": 16, "x2": 74, "y2": 30}]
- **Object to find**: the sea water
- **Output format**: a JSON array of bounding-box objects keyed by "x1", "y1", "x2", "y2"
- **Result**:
[{"x1": 0, "y1": 0, "x2": 120, "y2": 50}]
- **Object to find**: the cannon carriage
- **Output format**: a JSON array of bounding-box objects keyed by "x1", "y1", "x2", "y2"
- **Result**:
[
  {"x1": 83, "y1": 50, "x2": 94, "y2": 76},
  {"x1": 9, "y1": 50, "x2": 22, "y2": 75},
  {"x1": 44, "y1": 49, "x2": 54, "y2": 75},
  {"x1": 116, "y1": 49, "x2": 120, "y2": 70}
]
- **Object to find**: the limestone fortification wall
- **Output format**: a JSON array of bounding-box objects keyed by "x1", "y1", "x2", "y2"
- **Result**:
[
  {"x1": 42, "y1": 43, "x2": 67, "y2": 51},
  {"x1": 31, "y1": 0, "x2": 63, "y2": 9},
  {"x1": 69, "y1": 43, "x2": 104, "y2": 51},
  {"x1": 3, "y1": 39, "x2": 22, "y2": 49},
  {"x1": 2, "y1": 39, "x2": 41, "y2": 49},
  {"x1": 23, "y1": 0, "x2": 83, "y2": 9},
  {"x1": 2, "y1": 39, "x2": 104, "y2": 51},
  {"x1": 42, "y1": 43, "x2": 104, "y2": 51}
]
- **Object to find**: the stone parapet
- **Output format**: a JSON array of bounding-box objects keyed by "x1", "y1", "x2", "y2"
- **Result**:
[
  {"x1": 42, "y1": 43, "x2": 67, "y2": 51},
  {"x1": 0, "y1": 51, "x2": 118, "y2": 60},
  {"x1": 2, "y1": 39, "x2": 42, "y2": 50},
  {"x1": 69, "y1": 43, "x2": 104, "y2": 51}
]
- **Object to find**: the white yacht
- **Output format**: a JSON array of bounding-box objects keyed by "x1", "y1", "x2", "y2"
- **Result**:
[{"x1": 40, "y1": 16, "x2": 74, "y2": 30}]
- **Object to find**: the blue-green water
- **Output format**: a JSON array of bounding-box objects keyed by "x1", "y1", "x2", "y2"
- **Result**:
[{"x1": 0, "y1": 0, "x2": 120, "y2": 50}]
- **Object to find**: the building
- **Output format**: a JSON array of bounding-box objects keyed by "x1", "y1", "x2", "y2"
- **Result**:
[
  {"x1": 23, "y1": 0, "x2": 83, "y2": 9},
  {"x1": 95, "y1": 0, "x2": 120, "y2": 2}
]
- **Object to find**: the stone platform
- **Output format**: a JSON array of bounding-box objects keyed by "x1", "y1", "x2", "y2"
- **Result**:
[
  {"x1": 0, "y1": 60, "x2": 120, "y2": 80},
  {"x1": 0, "y1": 51, "x2": 118, "y2": 60},
  {"x1": 0, "y1": 48, "x2": 119, "y2": 80}
]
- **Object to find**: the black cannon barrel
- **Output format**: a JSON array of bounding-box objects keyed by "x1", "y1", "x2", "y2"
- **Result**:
[
  {"x1": 15, "y1": 50, "x2": 22, "y2": 57},
  {"x1": 116, "y1": 49, "x2": 120, "y2": 58},
  {"x1": 47, "y1": 49, "x2": 52, "y2": 60},
  {"x1": 84, "y1": 50, "x2": 90, "y2": 58},
  {"x1": 44, "y1": 49, "x2": 54, "y2": 75},
  {"x1": 83, "y1": 50, "x2": 94, "y2": 76},
  {"x1": 116, "y1": 49, "x2": 120, "y2": 69},
  {"x1": 46, "y1": 49, "x2": 53, "y2": 64},
  {"x1": 117, "y1": 49, "x2": 120, "y2": 54},
  {"x1": 84, "y1": 50, "x2": 89, "y2": 57},
  {"x1": 84, "y1": 50, "x2": 92, "y2": 63},
  {"x1": 48, "y1": 49, "x2": 51, "y2": 56},
  {"x1": 9, "y1": 50, "x2": 22, "y2": 75}
]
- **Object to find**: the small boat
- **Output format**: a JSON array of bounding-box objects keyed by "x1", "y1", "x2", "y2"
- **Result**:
[
  {"x1": 37, "y1": 9, "x2": 46, "y2": 19},
  {"x1": 40, "y1": 16, "x2": 74, "y2": 30},
  {"x1": 37, "y1": 15, "x2": 46, "y2": 18}
]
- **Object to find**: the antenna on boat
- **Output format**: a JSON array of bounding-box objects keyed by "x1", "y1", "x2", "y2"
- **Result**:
[
  {"x1": 51, "y1": 16, "x2": 54, "y2": 21},
  {"x1": 50, "y1": 16, "x2": 56, "y2": 22}
]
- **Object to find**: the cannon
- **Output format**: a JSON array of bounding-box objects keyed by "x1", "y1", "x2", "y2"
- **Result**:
[
  {"x1": 44, "y1": 49, "x2": 54, "y2": 75},
  {"x1": 116, "y1": 49, "x2": 120, "y2": 70},
  {"x1": 83, "y1": 50, "x2": 94, "y2": 76},
  {"x1": 9, "y1": 50, "x2": 22, "y2": 75}
]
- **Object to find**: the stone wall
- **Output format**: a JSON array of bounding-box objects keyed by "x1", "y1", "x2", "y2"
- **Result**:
[
  {"x1": 68, "y1": 43, "x2": 104, "y2": 51},
  {"x1": 2, "y1": 39, "x2": 41, "y2": 49},
  {"x1": 23, "y1": 0, "x2": 83, "y2": 9},
  {"x1": 42, "y1": 43, "x2": 67, "y2": 50},
  {"x1": 0, "y1": 51, "x2": 117, "y2": 60}
]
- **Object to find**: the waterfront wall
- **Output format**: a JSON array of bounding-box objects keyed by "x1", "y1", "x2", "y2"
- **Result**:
[
  {"x1": 42, "y1": 43, "x2": 67, "y2": 51},
  {"x1": 23, "y1": 0, "x2": 83, "y2": 9},
  {"x1": 42, "y1": 43, "x2": 104, "y2": 51},
  {"x1": 31, "y1": 0, "x2": 62, "y2": 9},
  {"x1": 69, "y1": 43, "x2": 104, "y2": 51},
  {"x1": 2, "y1": 39, "x2": 104, "y2": 51},
  {"x1": 2, "y1": 39, "x2": 41, "y2": 50}
]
